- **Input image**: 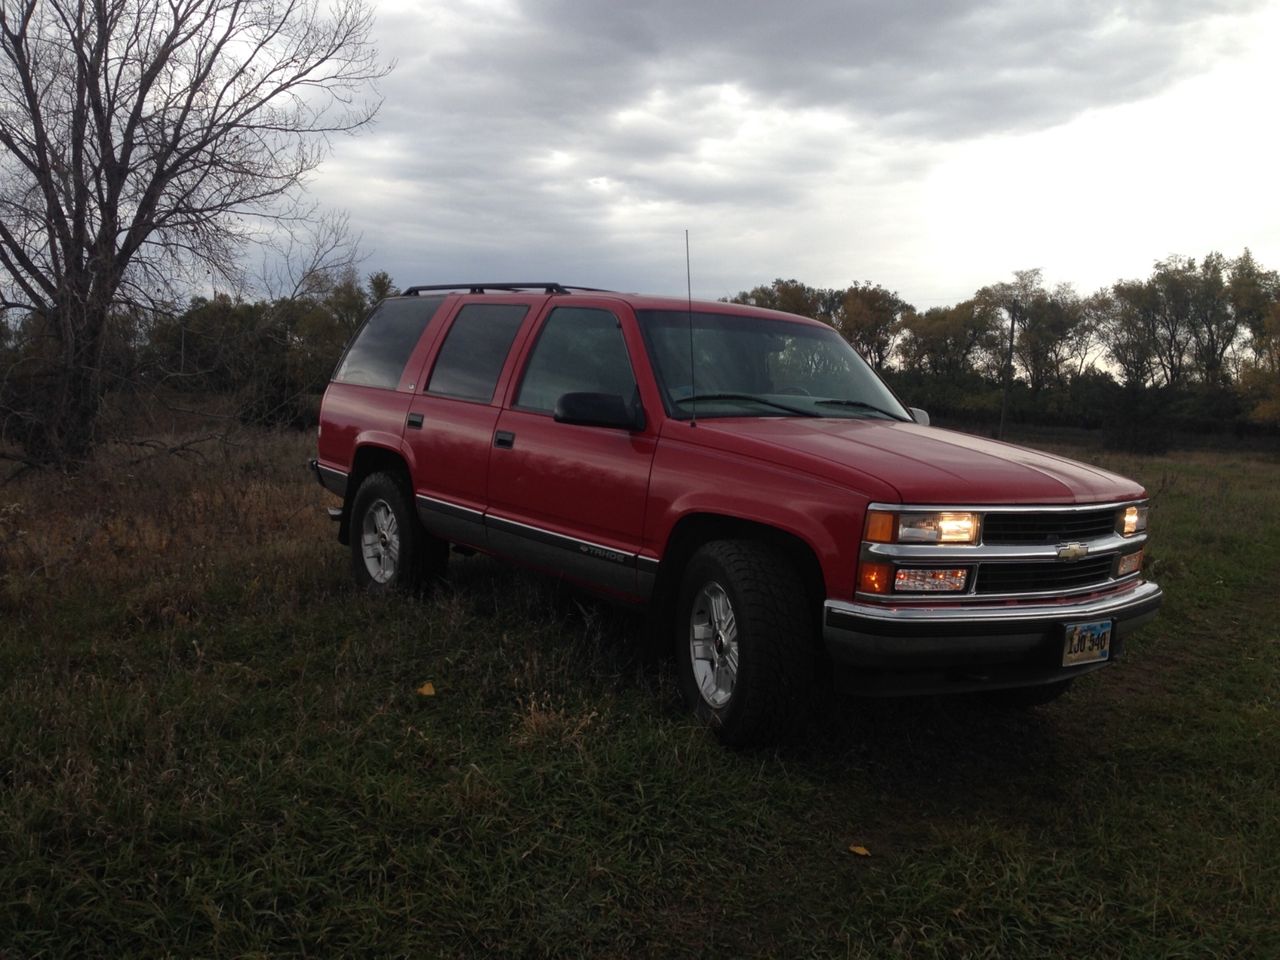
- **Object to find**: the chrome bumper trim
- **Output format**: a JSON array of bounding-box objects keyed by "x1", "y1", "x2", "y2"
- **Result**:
[{"x1": 826, "y1": 580, "x2": 1162, "y2": 627}]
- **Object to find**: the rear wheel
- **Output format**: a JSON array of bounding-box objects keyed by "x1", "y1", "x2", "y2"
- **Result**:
[
  {"x1": 676, "y1": 540, "x2": 813, "y2": 747},
  {"x1": 349, "y1": 472, "x2": 445, "y2": 592}
]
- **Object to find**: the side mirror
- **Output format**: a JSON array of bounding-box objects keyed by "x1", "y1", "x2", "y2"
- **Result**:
[
  {"x1": 908, "y1": 406, "x2": 930, "y2": 426},
  {"x1": 553, "y1": 392, "x2": 645, "y2": 431}
]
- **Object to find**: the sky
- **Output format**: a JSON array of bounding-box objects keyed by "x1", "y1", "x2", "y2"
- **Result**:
[{"x1": 309, "y1": 0, "x2": 1280, "y2": 309}]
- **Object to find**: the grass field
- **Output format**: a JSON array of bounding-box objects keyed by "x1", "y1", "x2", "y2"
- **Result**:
[{"x1": 1, "y1": 430, "x2": 1278, "y2": 958}]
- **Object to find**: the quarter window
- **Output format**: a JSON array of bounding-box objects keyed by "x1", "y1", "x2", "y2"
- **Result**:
[
  {"x1": 515, "y1": 307, "x2": 637, "y2": 412},
  {"x1": 333, "y1": 296, "x2": 444, "y2": 389},
  {"x1": 426, "y1": 304, "x2": 528, "y2": 402}
]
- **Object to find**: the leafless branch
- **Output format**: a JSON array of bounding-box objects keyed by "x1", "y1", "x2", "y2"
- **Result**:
[{"x1": 0, "y1": 0, "x2": 389, "y2": 464}]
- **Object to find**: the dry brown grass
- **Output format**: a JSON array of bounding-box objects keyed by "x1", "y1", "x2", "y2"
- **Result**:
[
  {"x1": 512, "y1": 694, "x2": 601, "y2": 751},
  {"x1": 1, "y1": 428, "x2": 332, "y2": 624}
]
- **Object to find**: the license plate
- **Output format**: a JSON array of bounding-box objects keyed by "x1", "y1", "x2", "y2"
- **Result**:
[{"x1": 1063, "y1": 619, "x2": 1113, "y2": 666}]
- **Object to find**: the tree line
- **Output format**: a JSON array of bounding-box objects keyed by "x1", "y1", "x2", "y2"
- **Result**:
[
  {"x1": 729, "y1": 251, "x2": 1280, "y2": 447},
  {"x1": 4, "y1": 248, "x2": 1279, "y2": 471},
  {"x1": 2, "y1": 262, "x2": 394, "y2": 447}
]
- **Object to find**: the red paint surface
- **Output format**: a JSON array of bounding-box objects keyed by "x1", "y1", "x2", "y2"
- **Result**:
[{"x1": 319, "y1": 291, "x2": 1148, "y2": 603}]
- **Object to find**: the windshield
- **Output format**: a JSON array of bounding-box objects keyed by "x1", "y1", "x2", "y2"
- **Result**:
[{"x1": 636, "y1": 309, "x2": 910, "y2": 421}]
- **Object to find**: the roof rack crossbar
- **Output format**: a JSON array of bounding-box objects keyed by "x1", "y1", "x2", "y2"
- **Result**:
[{"x1": 400, "y1": 283, "x2": 612, "y2": 296}]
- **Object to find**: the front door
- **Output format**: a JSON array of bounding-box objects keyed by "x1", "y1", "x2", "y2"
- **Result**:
[{"x1": 486, "y1": 303, "x2": 657, "y2": 597}]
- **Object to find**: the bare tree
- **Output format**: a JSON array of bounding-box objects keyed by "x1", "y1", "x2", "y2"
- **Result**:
[
  {"x1": 260, "y1": 208, "x2": 364, "y2": 303},
  {"x1": 0, "y1": 0, "x2": 387, "y2": 465}
]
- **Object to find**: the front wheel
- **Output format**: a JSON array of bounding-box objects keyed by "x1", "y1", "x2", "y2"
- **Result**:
[{"x1": 676, "y1": 540, "x2": 813, "y2": 747}]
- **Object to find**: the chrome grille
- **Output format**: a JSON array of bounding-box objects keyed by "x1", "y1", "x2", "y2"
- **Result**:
[
  {"x1": 982, "y1": 509, "x2": 1117, "y2": 545},
  {"x1": 975, "y1": 557, "x2": 1115, "y2": 595}
]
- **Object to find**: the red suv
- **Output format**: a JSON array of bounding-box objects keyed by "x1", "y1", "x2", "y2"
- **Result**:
[{"x1": 312, "y1": 282, "x2": 1162, "y2": 744}]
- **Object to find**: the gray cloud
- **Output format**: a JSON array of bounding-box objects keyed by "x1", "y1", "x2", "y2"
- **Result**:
[
  {"x1": 311, "y1": 0, "x2": 1266, "y2": 299},
  {"x1": 447, "y1": 0, "x2": 1259, "y2": 137}
]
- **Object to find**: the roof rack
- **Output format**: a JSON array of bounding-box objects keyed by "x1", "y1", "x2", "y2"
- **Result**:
[{"x1": 401, "y1": 282, "x2": 612, "y2": 296}]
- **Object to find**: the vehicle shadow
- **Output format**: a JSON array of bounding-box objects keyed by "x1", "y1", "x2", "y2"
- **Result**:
[
  {"x1": 790, "y1": 690, "x2": 1084, "y2": 834},
  {"x1": 443, "y1": 556, "x2": 1080, "y2": 816}
]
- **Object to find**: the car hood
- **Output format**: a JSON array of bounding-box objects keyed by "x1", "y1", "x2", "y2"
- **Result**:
[{"x1": 688, "y1": 417, "x2": 1145, "y2": 504}]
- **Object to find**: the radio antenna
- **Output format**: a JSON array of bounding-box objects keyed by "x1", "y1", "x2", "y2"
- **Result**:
[{"x1": 685, "y1": 229, "x2": 696, "y2": 427}]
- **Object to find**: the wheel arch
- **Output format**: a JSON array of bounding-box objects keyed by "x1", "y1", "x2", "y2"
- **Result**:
[
  {"x1": 648, "y1": 513, "x2": 826, "y2": 658},
  {"x1": 339, "y1": 444, "x2": 412, "y2": 545}
]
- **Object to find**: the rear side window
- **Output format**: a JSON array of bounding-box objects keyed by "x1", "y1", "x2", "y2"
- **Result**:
[
  {"x1": 426, "y1": 304, "x2": 528, "y2": 402},
  {"x1": 334, "y1": 297, "x2": 443, "y2": 389},
  {"x1": 515, "y1": 307, "x2": 636, "y2": 412}
]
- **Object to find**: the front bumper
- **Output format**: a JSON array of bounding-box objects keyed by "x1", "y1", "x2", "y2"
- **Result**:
[{"x1": 823, "y1": 580, "x2": 1162, "y2": 696}]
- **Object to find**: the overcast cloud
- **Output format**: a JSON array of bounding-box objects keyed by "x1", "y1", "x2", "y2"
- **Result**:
[{"x1": 310, "y1": 0, "x2": 1279, "y2": 306}]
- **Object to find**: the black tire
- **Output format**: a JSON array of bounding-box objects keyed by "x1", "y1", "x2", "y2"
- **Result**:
[
  {"x1": 984, "y1": 678, "x2": 1073, "y2": 709},
  {"x1": 348, "y1": 472, "x2": 445, "y2": 592},
  {"x1": 675, "y1": 540, "x2": 814, "y2": 747}
]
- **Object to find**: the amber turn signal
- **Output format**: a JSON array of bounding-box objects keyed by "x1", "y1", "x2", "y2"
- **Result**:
[
  {"x1": 857, "y1": 561, "x2": 894, "y2": 594},
  {"x1": 864, "y1": 510, "x2": 896, "y2": 543}
]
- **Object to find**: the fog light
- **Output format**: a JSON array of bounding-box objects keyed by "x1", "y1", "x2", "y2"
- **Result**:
[
  {"x1": 894, "y1": 568, "x2": 969, "y2": 593},
  {"x1": 1116, "y1": 550, "x2": 1143, "y2": 577}
]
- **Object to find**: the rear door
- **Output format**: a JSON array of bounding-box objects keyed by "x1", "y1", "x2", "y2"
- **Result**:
[
  {"x1": 403, "y1": 297, "x2": 541, "y2": 547},
  {"x1": 486, "y1": 300, "x2": 658, "y2": 597}
]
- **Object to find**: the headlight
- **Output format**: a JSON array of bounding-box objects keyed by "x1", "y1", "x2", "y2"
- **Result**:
[
  {"x1": 865, "y1": 510, "x2": 981, "y2": 545},
  {"x1": 1120, "y1": 505, "x2": 1150, "y2": 537}
]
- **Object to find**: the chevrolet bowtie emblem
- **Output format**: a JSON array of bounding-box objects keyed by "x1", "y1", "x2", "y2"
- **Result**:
[{"x1": 1057, "y1": 542, "x2": 1090, "y2": 561}]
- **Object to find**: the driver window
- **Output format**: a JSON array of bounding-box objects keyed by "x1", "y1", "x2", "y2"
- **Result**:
[{"x1": 515, "y1": 307, "x2": 637, "y2": 413}]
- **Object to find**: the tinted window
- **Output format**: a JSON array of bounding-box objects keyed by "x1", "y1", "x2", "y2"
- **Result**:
[
  {"x1": 426, "y1": 304, "x2": 528, "y2": 402},
  {"x1": 515, "y1": 307, "x2": 636, "y2": 412},
  {"x1": 334, "y1": 296, "x2": 443, "y2": 389}
]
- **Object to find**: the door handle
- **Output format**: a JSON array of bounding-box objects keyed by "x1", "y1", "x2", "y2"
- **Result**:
[
  {"x1": 494, "y1": 430, "x2": 515, "y2": 449},
  {"x1": 406, "y1": 412, "x2": 424, "y2": 430}
]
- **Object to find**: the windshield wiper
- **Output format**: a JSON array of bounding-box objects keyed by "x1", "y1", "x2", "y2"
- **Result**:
[
  {"x1": 675, "y1": 393, "x2": 819, "y2": 417},
  {"x1": 814, "y1": 399, "x2": 910, "y2": 421}
]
